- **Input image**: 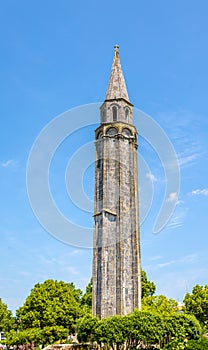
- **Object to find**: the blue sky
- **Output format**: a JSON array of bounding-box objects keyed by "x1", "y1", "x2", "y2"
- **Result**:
[{"x1": 1, "y1": 0, "x2": 208, "y2": 313}]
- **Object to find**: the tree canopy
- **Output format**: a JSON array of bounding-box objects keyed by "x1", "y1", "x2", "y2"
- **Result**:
[
  {"x1": 16, "y1": 279, "x2": 83, "y2": 333},
  {"x1": 81, "y1": 277, "x2": 92, "y2": 308},
  {"x1": 141, "y1": 270, "x2": 156, "y2": 298},
  {"x1": 0, "y1": 298, "x2": 15, "y2": 333},
  {"x1": 5, "y1": 278, "x2": 208, "y2": 348},
  {"x1": 184, "y1": 284, "x2": 208, "y2": 329},
  {"x1": 77, "y1": 310, "x2": 202, "y2": 349},
  {"x1": 142, "y1": 295, "x2": 178, "y2": 314},
  {"x1": 6, "y1": 326, "x2": 68, "y2": 347}
]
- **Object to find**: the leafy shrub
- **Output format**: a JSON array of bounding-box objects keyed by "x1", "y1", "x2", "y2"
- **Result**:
[
  {"x1": 186, "y1": 337, "x2": 208, "y2": 349},
  {"x1": 77, "y1": 310, "x2": 202, "y2": 349}
]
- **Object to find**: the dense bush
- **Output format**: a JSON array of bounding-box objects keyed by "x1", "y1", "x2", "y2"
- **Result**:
[
  {"x1": 77, "y1": 310, "x2": 202, "y2": 349},
  {"x1": 6, "y1": 326, "x2": 69, "y2": 347},
  {"x1": 186, "y1": 337, "x2": 208, "y2": 349}
]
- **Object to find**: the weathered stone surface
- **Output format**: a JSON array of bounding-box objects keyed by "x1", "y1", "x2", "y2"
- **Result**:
[
  {"x1": 105, "y1": 45, "x2": 129, "y2": 102},
  {"x1": 92, "y1": 47, "x2": 141, "y2": 318}
]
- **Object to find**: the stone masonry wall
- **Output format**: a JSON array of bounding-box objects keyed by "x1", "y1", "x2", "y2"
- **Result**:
[{"x1": 92, "y1": 122, "x2": 141, "y2": 318}]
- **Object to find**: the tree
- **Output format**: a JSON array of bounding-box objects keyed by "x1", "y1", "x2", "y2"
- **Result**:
[
  {"x1": 77, "y1": 310, "x2": 201, "y2": 349},
  {"x1": 40, "y1": 326, "x2": 68, "y2": 345},
  {"x1": 186, "y1": 337, "x2": 208, "y2": 350},
  {"x1": 184, "y1": 284, "x2": 208, "y2": 329},
  {"x1": 130, "y1": 310, "x2": 167, "y2": 348},
  {"x1": 141, "y1": 270, "x2": 156, "y2": 298},
  {"x1": 81, "y1": 278, "x2": 92, "y2": 308},
  {"x1": 0, "y1": 298, "x2": 15, "y2": 333},
  {"x1": 6, "y1": 326, "x2": 68, "y2": 347},
  {"x1": 165, "y1": 313, "x2": 202, "y2": 342},
  {"x1": 142, "y1": 295, "x2": 178, "y2": 314},
  {"x1": 16, "y1": 280, "x2": 83, "y2": 333},
  {"x1": 6, "y1": 328, "x2": 41, "y2": 346},
  {"x1": 77, "y1": 315, "x2": 99, "y2": 343}
]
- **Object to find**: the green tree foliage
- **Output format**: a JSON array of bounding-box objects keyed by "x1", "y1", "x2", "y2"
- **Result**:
[
  {"x1": 40, "y1": 326, "x2": 68, "y2": 345},
  {"x1": 141, "y1": 270, "x2": 156, "y2": 298},
  {"x1": 6, "y1": 326, "x2": 68, "y2": 347},
  {"x1": 94, "y1": 315, "x2": 129, "y2": 348},
  {"x1": 77, "y1": 315, "x2": 99, "y2": 343},
  {"x1": 142, "y1": 295, "x2": 178, "y2": 314},
  {"x1": 6, "y1": 328, "x2": 41, "y2": 346},
  {"x1": 164, "y1": 313, "x2": 202, "y2": 343},
  {"x1": 129, "y1": 310, "x2": 167, "y2": 348},
  {"x1": 8, "y1": 278, "x2": 87, "y2": 347},
  {"x1": 81, "y1": 278, "x2": 92, "y2": 308},
  {"x1": 16, "y1": 279, "x2": 83, "y2": 332},
  {"x1": 5, "y1": 330, "x2": 19, "y2": 346},
  {"x1": 0, "y1": 298, "x2": 15, "y2": 333},
  {"x1": 77, "y1": 310, "x2": 202, "y2": 349},
  {"x1": 162, "y1": 336, "x2": 208, "y2": 350},
  {"x1": 184, "y1": 284, "x2": 208, "y2": 329},
  {"x1": 186, "y1": 337, "x2": 208, "y2": 350}
]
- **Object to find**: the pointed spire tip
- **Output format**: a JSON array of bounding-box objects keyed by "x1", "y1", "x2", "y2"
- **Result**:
[
  {"x1": 105, "y1": 44, "x2": 130, "y2": 103},
  {"x1": 114, "y1": 44, "x2": 119, "y2": 59}
]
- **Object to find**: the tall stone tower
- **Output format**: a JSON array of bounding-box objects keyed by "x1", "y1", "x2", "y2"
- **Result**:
[{"x1": 92, "y1": 46, "x2": 141, "y2": 318}]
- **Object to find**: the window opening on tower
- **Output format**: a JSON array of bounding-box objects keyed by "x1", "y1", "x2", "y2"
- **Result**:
[
  {"x1": 112, "y1": 106, "x2": 117, "y2": 121},
  {"x1": 125, "y1": 108, "x2": 129, "y2": 121}
]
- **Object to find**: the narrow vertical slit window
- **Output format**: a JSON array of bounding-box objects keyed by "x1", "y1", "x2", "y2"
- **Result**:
[
  {"x1": 125, "y1": 108, "x2": 129, "y2": 121},
  {"x1": 112, "y1": 106, "x2": 117, "y2": 121}
]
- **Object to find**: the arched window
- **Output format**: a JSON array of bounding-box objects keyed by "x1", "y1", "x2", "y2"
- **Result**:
[
  {"x1": 112, "y1": 106, "x2": 117, "y2": 121},
  {"x1": 122, "y1": 128, "x2": 132, "y2": 137},
  {"x1": 97, "y1": 131, "x2": 103, "y2": 140},
  {"x1": 106, "y1": 127, "x2": 117, "y2": 136}
]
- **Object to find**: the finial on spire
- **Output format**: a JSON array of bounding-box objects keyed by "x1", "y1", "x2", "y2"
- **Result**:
[{"x1": 114, "y1": 45, "x2": 119, "y2": 59}]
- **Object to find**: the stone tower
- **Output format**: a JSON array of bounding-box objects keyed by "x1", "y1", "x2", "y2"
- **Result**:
[{"x1": 92, "y1": 46, "x2": 141, "y2": 318}]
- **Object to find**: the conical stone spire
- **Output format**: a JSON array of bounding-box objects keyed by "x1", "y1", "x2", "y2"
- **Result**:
[{"x1": 105, "y1": 45, "x2": 130, "y2": 102}]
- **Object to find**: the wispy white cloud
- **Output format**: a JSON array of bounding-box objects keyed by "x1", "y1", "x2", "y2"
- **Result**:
[
  {"x1": 69, "y1": 249, "x2": 83, "y2": 256},
  {"x1": 147, "y1": 253, "x2": 198, "y2": 270},
  {"x1": 166, "y1": 192, "x2": 183, "y2": 206},
  {"x1": 148, "y1": 255, "x2": 163, "y2": 262},
  {"x1": 158, "y1": 109, "x2": 204, "y2": 169},
  {"x1": 1, "y1": 159, "x2": 18, "y2": 168},
  {"x1": 65, "y1": 266, "x2": 80, "y2": 275},
  {"x1": 166, "y1": 216, "x2": 184, "y2": 229},
  {"x1": 0, "y1": 277, "x2": 19, "y2": 282},
  {"x1": 35, "y1": 253, "x2": 82, "y2": 277},
  {"x1": 178, "y1": 152, "x2": 200, "y2": 168},
  {"x1": 182, "y1": 254, "x2": 198, "y2": 264},
  {"x1": 166, "y1": 150, "x2": 200, "y2": 171},
  {"x1": 37, "y1": 255, "x2": 74, "y2": 267},
  {"x1": 191, "y1": 189, "x2": 208, "y2": 196},
  {"x1": 19, "y1": 271, "x2": 32, "y2": 277},
  {"x1": 167, "y1": 192, "x2": 178, "y2": 202},
  {"x1": 165, "y1": 200, "x2": 187, "y2": 229},
  {"x1": 149, "y1": 267, "x2": 208, "y2": 302},
  {"x1": 146, "y1": 172, "x2": 157, "y2": 182},
  {"x1": 37, "y1": 256, "x2": 59, "y2": 265},
  {"x1": 157, "y1": 260, "x2": 176, "y2": 268}
]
